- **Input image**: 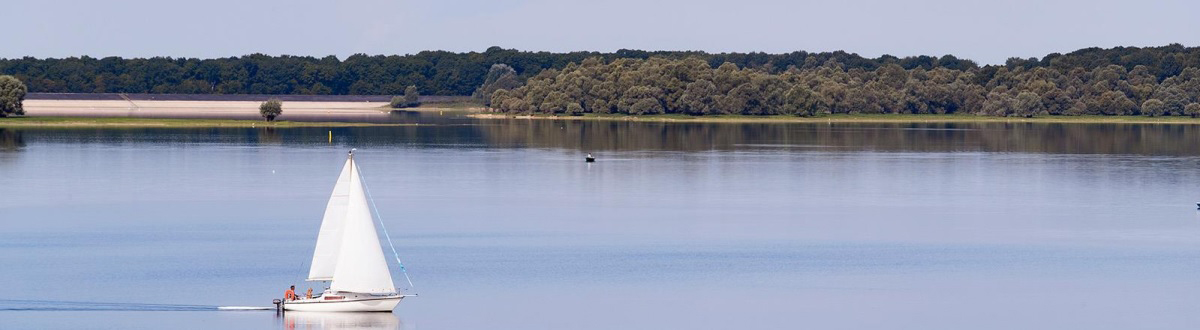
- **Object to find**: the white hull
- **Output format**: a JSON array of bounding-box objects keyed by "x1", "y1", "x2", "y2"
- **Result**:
[{"x1": 284, "y1": 296, "x2": 404, "y2": 312}]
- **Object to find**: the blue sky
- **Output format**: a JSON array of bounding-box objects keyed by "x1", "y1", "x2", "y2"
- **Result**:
[{"x1": 7, "y1": 0, "x2": 1198, "y2": 64}]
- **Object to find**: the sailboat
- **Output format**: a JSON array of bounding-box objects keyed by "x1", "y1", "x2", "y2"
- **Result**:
[{"x1": 283, "y1": 150, "x2": 411, "y2": 312}]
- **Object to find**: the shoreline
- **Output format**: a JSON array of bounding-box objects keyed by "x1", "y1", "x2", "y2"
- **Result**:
[
  {"x1": 469, "y1": 113, "x2": 1200, "y2": 124},
  {"x1": 6, "y1": 99, "x2": 478, "y2": 127},
  {"x1": 14, "y1": 98, "x2": 1200, "y2": 126},
  {"x1": 22, "y1": 99, "x2": 390, "y2": 115}
]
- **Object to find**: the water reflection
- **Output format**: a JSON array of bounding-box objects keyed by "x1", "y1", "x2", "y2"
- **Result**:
[
  {"x1": 257, "y1": 127, "x2": 283, "y2": 145},
  {"x1": 475, "y1": 120, "x2": 1200, "y2": 154},
  {"x1": 0, "y1": 128, "x2": 23, "y2": 151},
  {"x1": 7, "y1": 118, "x2": 1200, "y2": 155},
  {"x1": 281, "y1": 312, "x2": 401, "y2": 330},
  {"x1": 387, "y1": 110, "x2": 425, "y2": 120}
]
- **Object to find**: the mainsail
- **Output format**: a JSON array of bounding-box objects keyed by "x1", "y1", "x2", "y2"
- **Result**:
[
  {"x1": 328, "y1": 155, "x2": 397, "y2": 294},
  {"x1": 307, "y1": 158, "x2": 353, "y2": 281}
]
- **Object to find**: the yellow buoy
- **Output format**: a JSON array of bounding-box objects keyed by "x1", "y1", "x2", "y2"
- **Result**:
[{"x1": 328, "y1": 130, "x2": 332, "y2": 143}]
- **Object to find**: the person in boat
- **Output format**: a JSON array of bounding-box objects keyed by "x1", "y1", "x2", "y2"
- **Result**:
[
  {"x1": 305, "y1": 287, "x2": 313, "y2": 299},
  {"x1": 285, "y1": 285, "x2": 297, "y2": 301}
]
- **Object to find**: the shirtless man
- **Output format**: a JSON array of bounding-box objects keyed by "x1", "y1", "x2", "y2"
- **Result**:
[{"x1": 284, "y1": 285, "x2": 297, "y2": 301}]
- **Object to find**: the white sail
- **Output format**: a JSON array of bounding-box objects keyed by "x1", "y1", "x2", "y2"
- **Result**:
[
  {"x1": 329, "y1": 159, "x2": 397, "y2": 294},
  {"x1": 307, "y1": 158, "x2": 354, "y2": 281}
]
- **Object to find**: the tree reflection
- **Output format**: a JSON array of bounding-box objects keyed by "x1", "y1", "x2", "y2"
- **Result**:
[
  {"x1": 256, "y1": 127, "x2": 282, "y2": 145},
  {"x1": 8, "y1": 121, "x2": 1200, "y2": 156},
  {"x1": 474, "y1": 120, "x2": 1200, "y2": 155},
  {"x1": 0, "y1": 128, "x2": 24, "y2": 152}
]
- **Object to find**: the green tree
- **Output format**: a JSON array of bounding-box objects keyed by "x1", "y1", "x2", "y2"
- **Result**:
[
  {"x1": 540, "y1": 91, "x2": 570, "y2": 114},
  {"x1": 1154, "y1": 86, "x2": 1189, "y2": 115},
  {"x1": 489, "y1": 89, "x2": 511, "y2": 110},
  {"x1": 590, "y1": 99, "x2": 611, "y2": 114},
  {"x1": 1096, "y1": 91, "x2": 1137, "y2": 115},
  {"x1": 679, "y1": 80, "x2": 717, "y2": 115},
  {"x1": 782, "y1": 85, "x2": 820, "y2": 116},
  {"x1": 473, "y1": 64, "x2": 521, "y2": 106},
  {"x1": 566, "y1": 102, "x2": 584, "y2": 116},
  {"x1": 259, "y1": 98, "x2": 282, "y2": 121},
  {"x1": 389, "y1": 96, "x2": 407, "y2": 108},
  {"x1": 981, "y1": 94, "x2": 1011, "y2": 116},
  {"x1": 501, "y1": 97, "x2": 531, "y2": 113},
  {"x1": 1141, "y1": 99, "x2": 1165, "y2": 117},
  {"x1": 629, "y1": 98, "x2": 664, "y2": 115},
  {"x1": 0, "y1": 76, "x2": 27, "y2": 117},
  {"x1": 1040, "y1": 88, "x2": 1074, "y2": 115},
  {"x1": 618, "y1": 86, "x2": 664, "y2": 115},
  {"x1": 1186, "y1": 103, "x2": 1200, "y2": 118},
  {"x1": 390, "y1": 85, "x2": 423, "y2": 108},
  {"x1": 403, "y1": 85, "x2": 421, "y2": 107},
  {"x1": 310, "y1": 82, "x2": 333, "y2": 95},
  {"x1": 1014, "y1": 91, "x2": 1045, "y2": 117}
]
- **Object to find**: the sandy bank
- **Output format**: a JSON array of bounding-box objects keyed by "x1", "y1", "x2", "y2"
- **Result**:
[
  {"x1": 23, "y1": 100, "x2": 392, "y2": 121},
  {"x1": 0, "y1": 117, "x2": 418, "y2": 128}
]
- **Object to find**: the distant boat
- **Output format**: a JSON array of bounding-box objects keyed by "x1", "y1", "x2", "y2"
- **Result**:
[
  {"x1": 283, "y1": 150, "x2": 411, "y2": 312},
  {"x1": 585, "y1": 154, "x2": 595, "y2": 162}
]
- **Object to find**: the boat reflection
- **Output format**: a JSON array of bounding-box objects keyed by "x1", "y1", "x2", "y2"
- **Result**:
[{"x1": 282, "y1": 312, "x2": 402, "y2": 330}]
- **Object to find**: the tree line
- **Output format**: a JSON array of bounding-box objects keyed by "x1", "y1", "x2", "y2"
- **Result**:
[
  {"x1": 490, "y1": 45, "x2": 1200, "y2": 117},
  {"x1": 3, "y1": 45, "x2": 1200, "y2": 117},
  {"x1": 0, "y1": 47, "x2": 964, "y2": 96}
]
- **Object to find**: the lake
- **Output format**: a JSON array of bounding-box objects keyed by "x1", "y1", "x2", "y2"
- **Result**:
[{"x1": 1, "y1": 116, "x2": 1199, "y2": 329}]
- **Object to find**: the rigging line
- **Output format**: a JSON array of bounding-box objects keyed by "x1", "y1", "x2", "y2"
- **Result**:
[
  {"x1": 357, "y1": 164, "x2": 417, "y2": 291},
  {"x1": 296, "y1": 260, "x2": 307, "y2": 289}
]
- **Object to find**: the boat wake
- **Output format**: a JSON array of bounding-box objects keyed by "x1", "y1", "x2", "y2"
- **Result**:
[
  {"x1": 0, "y1": 299, "x2": 271, "y2": 312},
  {"x1": 217, "y1": 306, "x2": 274, "y2": 311}
]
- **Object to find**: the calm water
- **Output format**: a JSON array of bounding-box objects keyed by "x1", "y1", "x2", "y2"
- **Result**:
[{"x1": 1, "y1": 117, "x2": 1200, "y2": 329}]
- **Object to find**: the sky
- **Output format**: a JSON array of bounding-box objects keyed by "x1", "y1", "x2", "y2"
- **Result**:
[{"x1": 6, "y1": 0, "x2": 1198, "y2": 64}]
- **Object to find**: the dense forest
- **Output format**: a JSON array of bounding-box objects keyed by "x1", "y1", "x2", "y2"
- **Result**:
[
  {"x1": 3, "y1": 45, "x2": 1200, "y2": 116},
  {"x1": 491, "y1": 45, "x2": 1200, "y2": 117},
  {"x1": 0, "y1": 47, "x2": 918, "y2": 96}
]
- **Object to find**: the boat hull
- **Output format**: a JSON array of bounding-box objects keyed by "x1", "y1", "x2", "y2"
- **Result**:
[{"x1": 283, "y1": 296, "x2": 403, "y2": 312}]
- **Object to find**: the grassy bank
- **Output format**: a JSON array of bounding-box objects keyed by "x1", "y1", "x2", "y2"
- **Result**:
[
  {"x1": 471, "y1": 113, "x2": 1200, "y2": 124},
  {"x1": 0, "y1": 117, "x2": 415, "y2": 128}
]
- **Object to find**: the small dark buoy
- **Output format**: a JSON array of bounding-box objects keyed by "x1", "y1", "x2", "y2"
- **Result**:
[{"x1": 585, "y1": 154, "x2": 595, "y2": 163}]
